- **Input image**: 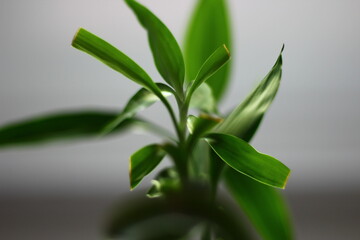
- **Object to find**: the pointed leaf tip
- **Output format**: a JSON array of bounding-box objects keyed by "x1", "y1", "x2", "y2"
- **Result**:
[
  {"x1": 216, "y1": 46, "x2": 284, "y2": 141},
  {"x1": 187, "y1": 44, "x2": 231, "y2": 100},
  {"x1": 223, "y1": 44, "x2": 231, "y2": 57},
  {"x1": 125, "y1": 0, "x2": 185, "y2": 92},
  {"x1": 184, "y1": 0, "x2": 231, "y2": 101},
  {"x1": 205, "y1": 133, "x2": 290, "y2": 189}
]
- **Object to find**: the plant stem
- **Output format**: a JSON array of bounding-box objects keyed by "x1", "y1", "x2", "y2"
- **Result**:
[{"x1": 160, "y1": 97, "x2": 182, "y2": 142}]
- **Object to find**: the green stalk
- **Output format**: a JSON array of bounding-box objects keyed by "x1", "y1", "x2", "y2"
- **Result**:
[
  {"x1": 159, "y1": 97, "x2": 182, "y2": 143},
  {"x1": 176, "y1": 91, "x2": 190, "y2": 183}
]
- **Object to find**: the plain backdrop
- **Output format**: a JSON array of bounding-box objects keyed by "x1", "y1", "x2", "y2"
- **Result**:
[{"x1": 0, "y1": 0, "x2": 359, "y2": 194}]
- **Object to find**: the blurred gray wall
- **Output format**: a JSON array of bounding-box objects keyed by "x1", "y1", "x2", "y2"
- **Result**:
[{"x1": 0, "y1": 0, "x2": 359, "y2": 195}]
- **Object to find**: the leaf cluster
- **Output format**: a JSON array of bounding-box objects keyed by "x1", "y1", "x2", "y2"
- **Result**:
[{"x1": 0, "y1": 0, "x2": 293, "y2": 239}]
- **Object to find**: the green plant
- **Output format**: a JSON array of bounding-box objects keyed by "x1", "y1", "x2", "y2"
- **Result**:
[{"x1": 0, "y1": 0, "x2": 293, "y2": 239}]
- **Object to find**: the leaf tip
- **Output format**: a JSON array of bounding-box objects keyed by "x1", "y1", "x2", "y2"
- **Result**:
[
  {"x1": 223, "y1": 44, "x2": 231, "y2": 58},
  {"x1": 281, "y1": 44, "x2": 285, "y2": 53},
  {"x1": 281, "y1": 169, "x2": 291, "y2": 189},
  {"x1": 71, "y1": 28, "x2": 83, "y2": 47}
]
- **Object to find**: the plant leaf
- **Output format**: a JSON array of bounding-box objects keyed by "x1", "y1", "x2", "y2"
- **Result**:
[
  {"x1": 0, "y1": 110, "x2": 173, "y2": 148},
  {"x1": 187, "y1": 45, "x2": 231, "y2": 100},
  {"x1": 102, "y1": 83, "x2": 174, "y2": 135},
  {"x1": 189, "y1": 83, "x2": 217, "y2": 113},
  {"x1": 125, "y1": 0, "x2": 185, "y2": 93},
  {"x1": 130, "y1": 144, "x2": 166, "y2": 190},
  {"x1": 224, "y1": 167, "x2": 293, "y2": 240},
  {"x1": 184, "y1": 0, "x2": 231, "y2": 101},
  {"x1": 216, "y1": 46, "x2": 284, "y2": 141},
  {"x1": 205, "y1": 133, "x2": 290, "y2": 189},
  {"x1": 0, "y1": 110, "x2": 130, "y2": 148},
  {"x1": 72, "y1": 28, "x2": 163, "y2": 98}
]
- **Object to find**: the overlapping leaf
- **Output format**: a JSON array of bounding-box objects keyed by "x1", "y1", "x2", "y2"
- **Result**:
[
  {"x1": 125, "y1": 0, "x2": 185, "y2": 93},
  {"x1": 205, "y1": 133, "x2": 290, "y2": 189},
  {"x1": 187, "y1": 44, "x2": 231, "y2": 100},
  {"x1": 216, "y1": 46, "x2": 284, "y2": 141},
  {"x1": 184, "y1": 0, "x2": 231, "y2": 101},
  {"x1": 212, "y1": 46, "x2": 293, "y2": 239}
]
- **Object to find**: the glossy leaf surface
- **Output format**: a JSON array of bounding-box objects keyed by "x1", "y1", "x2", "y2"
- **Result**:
[
  {"x1": 126, "y1": 0, "x2": 185, "y2": 92},
  {"x1": 184, "y1": 0, "x2": 231, "y2": 101},
  {"x1": 102, "y1": 83, "x2": 174, "y2": 135},
  {"x1": 216, "y1": 46, "x2": 284, "y2": 141},
  {"x1": 130, "y1": 144, "x2": 166, "y2": 190},
  {"x1": 205, "y1": 133, "x2": 290, "y2": 189},
  {"x1": 187, "y1": 44, "x2": 231, "y2": 99},
  {"x1": 224, "y1": 168, "x2": 293, "y2": 240},
  {"x1": 72, "y1": 28, "x2": 162, "y2": 97}
]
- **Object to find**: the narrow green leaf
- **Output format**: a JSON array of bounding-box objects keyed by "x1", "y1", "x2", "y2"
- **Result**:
[
  {"x1": 216, "y1": 46, "x2": 284, "y2": 141},
  {"x1": 130, "y1": 144, "x2": 166, "y2": 190},
  {"x1": 187, "y1": 44, "x2": 231, "y2": 100},
  {"x1": 0, "y1": 110, "x2": 173, "y2": 148},
  {"x1": 184, "y1": 0, "x2": 231, "y2": 101},
  {"x1": 72, "y1": 28, "x2": 162, "y2": 98},
  {"x1": 212, "y1": 46, "x2": 291, "y2": 239},
  {"x1": 102, "y1": 83, "x2": 174, "y2": 135},
  {"x1": 189, "y1": 83, "x2": 217, "y2": 113},
  {"x1": 147, "y1": 168, "x2": 180, "y2": 198},
  {"x1": 0, "y1": 110, "x2": 133, "y2": 148},
  {"x1": 125, "y1": 0, "x2": 185, "y2": 92},
  {"x1": 224, "y1": 167, "x2": 293, "y2": 240},
  {"x1": 205, "y1": 133, "x2": 290, "y2": 189}
]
